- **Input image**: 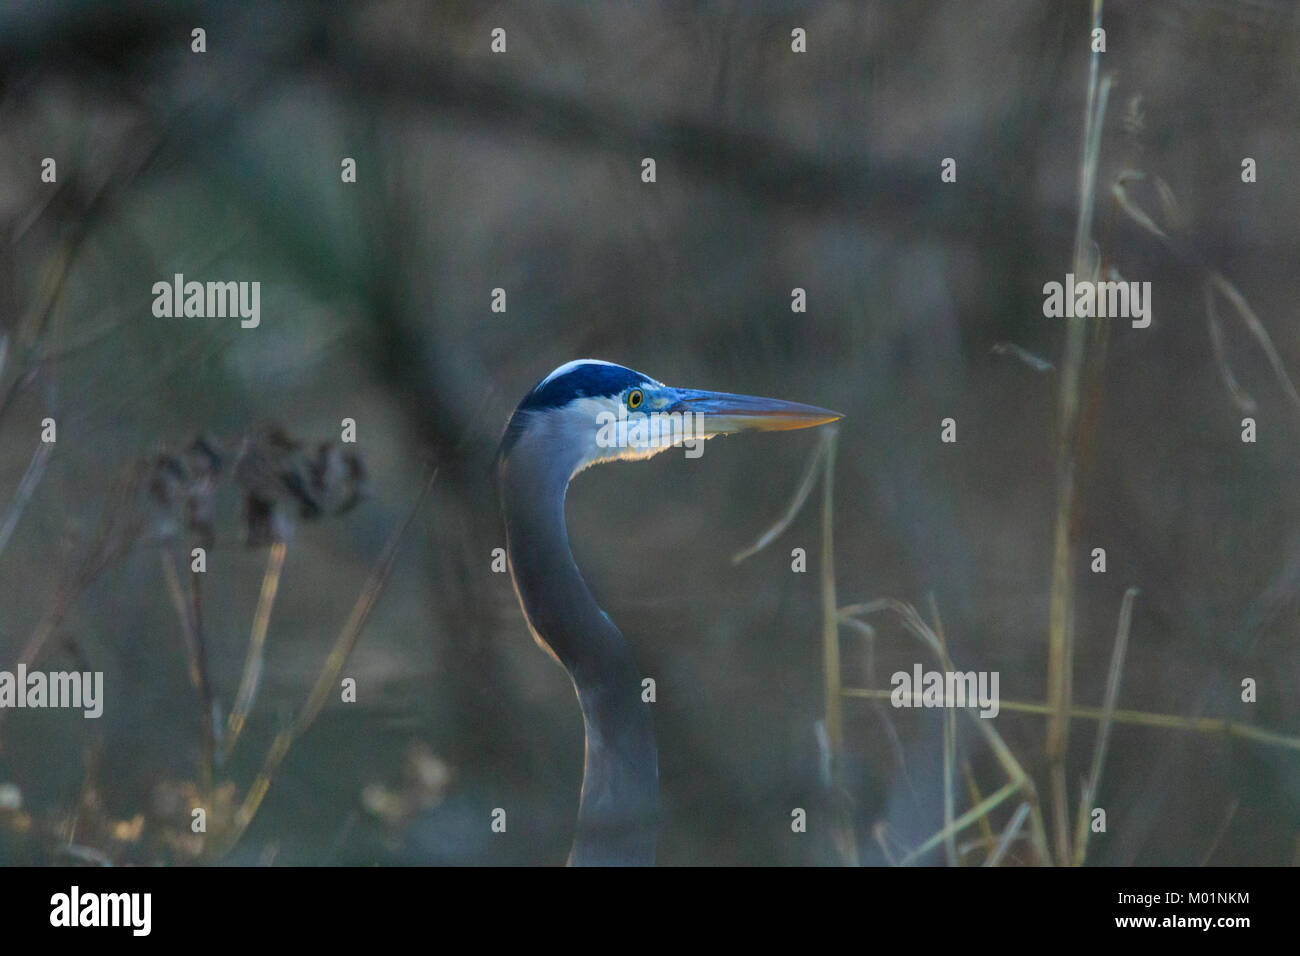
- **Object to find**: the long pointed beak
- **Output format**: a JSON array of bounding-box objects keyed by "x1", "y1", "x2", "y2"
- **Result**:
[{"x1": 666, "y1": 388, "x2": 843, "y2": 437}]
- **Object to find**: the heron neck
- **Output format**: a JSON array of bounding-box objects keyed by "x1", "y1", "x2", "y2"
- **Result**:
[{"x1": 500, "y1": 448, "x2": 659, "y2": 865}]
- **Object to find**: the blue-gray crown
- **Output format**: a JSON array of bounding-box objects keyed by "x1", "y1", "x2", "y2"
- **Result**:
[{"x1": 518, "y1": 359, "x2": 652, "y2": 412}]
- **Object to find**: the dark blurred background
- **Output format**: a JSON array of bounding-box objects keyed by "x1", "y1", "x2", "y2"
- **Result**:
[{"x1": 0, "y1": 0, "x2": 1297, "y2": 865}]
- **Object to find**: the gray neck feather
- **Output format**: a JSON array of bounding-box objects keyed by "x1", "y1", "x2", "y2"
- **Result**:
[{"x1": 499, "y1": 420, "x2": 659, "y2": 865}]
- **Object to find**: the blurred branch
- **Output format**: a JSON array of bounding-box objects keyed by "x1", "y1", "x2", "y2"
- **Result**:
[
  {"x1": 841, "y1": 599, "x2": 1053, "y2": 866},
  {"x1": 731, "y1": 432, "x2": 824, "y2": 565},
  {"x1": 214, "y1": 467, "x2": 437, "y2": 857},
  {"x1": 1046, "y1": 0, "x2": 1109, "y2": 866},
  {"x1": 1072, "y1": 586, "x2": 1138, "y2": 866},
  {"x1": 732, "y1": 428, "x2": 858, "y2": 863},
  {"x1": 161, "y1": 547, "x2": 216, "y2": 796},
  {"x1": 2, "y1": 2, "x2": 1052, "y2": 242},
  {"x1": 223, "y1": 541, "x2": 288, "y2": 758},
  {"x1": 0, "y1": 440, "x2": 52, "y2": 561}
]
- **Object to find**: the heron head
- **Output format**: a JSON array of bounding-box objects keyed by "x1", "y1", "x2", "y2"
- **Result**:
[{"x1": 498, "y1": 359, "x2": 841, "y2": 480}]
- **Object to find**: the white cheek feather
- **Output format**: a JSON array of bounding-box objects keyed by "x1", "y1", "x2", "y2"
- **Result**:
[
  {"x1": 565, "y1": 397, "x2": 643, "y2": 471},
  {"x1": 509, "y1": 390, "x2": 719, "y2": 481},
  {"x1": 562, "y1": 396, "x2": 717, "y2": 474}
]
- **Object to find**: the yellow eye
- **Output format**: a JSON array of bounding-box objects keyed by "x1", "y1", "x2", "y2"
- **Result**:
[{"x1": 627, "y1": 389, "x2": 643, "y2": 409}]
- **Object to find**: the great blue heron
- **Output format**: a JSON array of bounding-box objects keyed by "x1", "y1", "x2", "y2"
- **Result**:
[{"x1": 497, "y1": 359, "x2": 841, "y2": 865}]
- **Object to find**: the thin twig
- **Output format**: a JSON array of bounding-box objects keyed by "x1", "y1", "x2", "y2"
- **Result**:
[
  {"x1": 928, "y1": 594, "x2": 958, "y2": 867},
  {"x1": 1198, "y1": 798, "x2": 1239, "y2": 867},
  {"x1": 985, "y1": 802, "x2": 1032, "y2": 868},
  {"x1": 898, "y1": 781, "x2": 1021, "y2": 866},
  {"x1": 1204, "y1": 280, "x2": 1256, "y2": 413},
  {"x1": 841, "y1": 615, "x2": 909, "y2": 776},
  {"x1": 161, "y1": 548, "x2": 216, "y2": 795},
  {"x1": 1073, "y1": 586, "x2": 1138, "y2": 865},
  {"x1": 731, "y1": 432, "x2": 826, "y2": 565},
  {"x1": 224, "y1": 540, "x2": 288, "y2": 758},
  {"x1": 0, "y1": 441, "x2": 53, "y2": 561},
  {"x1": 816, "y1": 429, "x2": 857, "y2": 864},
  {"x1": 1207, "y1": 270, "x2": 1300, "y2": 419},
  {"x1": 1047, "y1": 0, "x2": 1111, "y2": 865}
]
